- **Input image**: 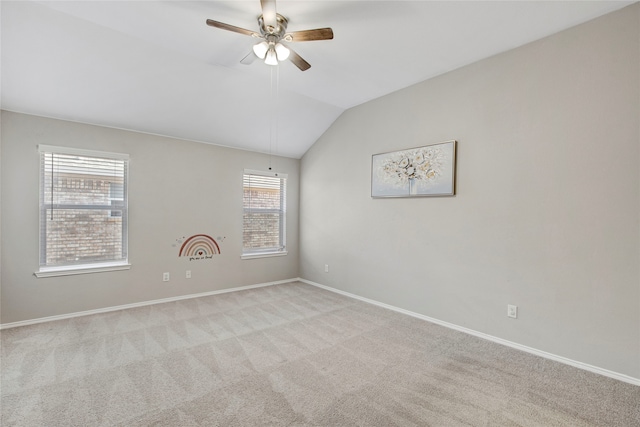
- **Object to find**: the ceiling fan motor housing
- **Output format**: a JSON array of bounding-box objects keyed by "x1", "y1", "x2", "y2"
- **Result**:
[{"x1": 258, "y1": 14, "x2": 288, "y2": 40}]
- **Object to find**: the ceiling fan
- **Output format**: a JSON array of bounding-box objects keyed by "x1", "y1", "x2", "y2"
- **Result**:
[{"x1": 206, "y1": 0, "x2": 333, "y2": 71}]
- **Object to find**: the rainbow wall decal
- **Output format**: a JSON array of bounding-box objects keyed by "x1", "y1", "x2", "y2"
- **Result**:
[{"x1": 179, "y1": 234, "x2": 221, "y2": 258}]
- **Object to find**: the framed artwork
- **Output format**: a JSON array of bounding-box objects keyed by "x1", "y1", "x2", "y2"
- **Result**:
[{"x1": 371, "y1": 140, "x2": 456, "y2": 198}]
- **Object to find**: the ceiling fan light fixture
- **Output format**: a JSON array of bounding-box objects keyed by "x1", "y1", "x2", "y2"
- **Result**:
[
  {"x1": 252, "y1": 41, "x2": 269, "y2": 59},
  {"x1": 274, "y1": 43, "x2": 290, "y2": 61},
  {"x1": 265, "y1": 47, "x2": 278, "y2": 65}
]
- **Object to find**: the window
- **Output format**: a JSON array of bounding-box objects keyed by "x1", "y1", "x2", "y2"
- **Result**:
[
  {"x1": 36, "y1": 145, "x2": 130, "y2": 276},
  {"x1": 242, "y1": 170, "x2": 287, "y2": 258}
]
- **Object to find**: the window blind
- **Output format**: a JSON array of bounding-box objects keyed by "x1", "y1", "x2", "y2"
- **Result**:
[
  {"x1": 242, "y1": 170, "x2": 287, "y2": 254},
  {"x1": 38, "y1": 145, "x2": 129, "y2": 270}
]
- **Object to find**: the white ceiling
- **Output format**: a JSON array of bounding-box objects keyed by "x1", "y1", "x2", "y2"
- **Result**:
[{"x1": 1, "y1": 1, "x2": 633, "y2": 158}]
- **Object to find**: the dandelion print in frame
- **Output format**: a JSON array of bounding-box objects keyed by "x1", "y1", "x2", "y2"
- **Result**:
[{"x1": 371, "y1": 140, "x2": 456, "y2": 198}]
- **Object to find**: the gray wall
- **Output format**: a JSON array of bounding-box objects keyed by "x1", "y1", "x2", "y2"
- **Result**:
[
  {"x1": 1, "y1": 111, "x2": 299, "y2": 323},
  {"x1": 300, "y1": 5, "x2": 640, "y2": 379}
]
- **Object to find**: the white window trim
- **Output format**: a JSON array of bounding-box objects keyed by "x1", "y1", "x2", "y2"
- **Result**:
[
  {"x1": 242, "y1": 169, "x2": 288, "y2": 258},
  {"x1": 240, "y1": 251, "x2": 288, "y2": 260},
  {"x1": 34, "y1": 262, "x2": 131, "y2": 278},
  {"x1": 38, "y1": 144, "x2": 130, "y2": 160}
]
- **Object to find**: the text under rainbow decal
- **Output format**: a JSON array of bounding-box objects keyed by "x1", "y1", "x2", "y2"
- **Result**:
[{"x1": 179, "y1": 234, "x2": 221, "y2": 259}]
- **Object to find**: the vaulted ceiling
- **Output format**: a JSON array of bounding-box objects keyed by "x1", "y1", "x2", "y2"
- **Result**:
[{"x1": 1, "y1": 1, "x2": 633, "y2": 158}]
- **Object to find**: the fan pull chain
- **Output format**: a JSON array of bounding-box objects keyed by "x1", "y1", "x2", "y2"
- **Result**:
[
  {"x1": 269, "y1": 66, "x2": 274, "y2": 170},
  {"x1": 268, "y1": 64, "x2": 280, "y2": 171},
  {"x1": 274, "y1": 65, "x2": 279, "y2": 169}
]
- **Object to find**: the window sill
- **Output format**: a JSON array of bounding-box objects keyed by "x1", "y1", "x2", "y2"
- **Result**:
[
  {"x1": 241, "y1": 251, "x2": 288, "y2": 260},
  {"x1": 34, "y1": 263, "x2": 131, "y2": 278}
]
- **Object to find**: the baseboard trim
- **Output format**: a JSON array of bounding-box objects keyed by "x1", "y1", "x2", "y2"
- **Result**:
[
  {"x1": 298, "y1": 278, "x2": 640, "y2": 387},
  {"x1": 0, "y1": 278, "x2": 298, "y2": 330}
]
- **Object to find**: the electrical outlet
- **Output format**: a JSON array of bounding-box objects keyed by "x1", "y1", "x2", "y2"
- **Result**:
[
  {"x1": 186, "y1": 270, "x2": 191, "y2": 279},
  {"x1": 324, "y1": 264, "x2": 329, "y2": 273},
  {"x1": 507, "y1": 304, "x2": 518, "y2": 319},
  {"x1": 163, "y1": 272, "x2": 170, "y2": 282}
]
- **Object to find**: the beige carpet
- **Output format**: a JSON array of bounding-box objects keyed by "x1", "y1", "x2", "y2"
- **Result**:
[{"x1": 1, "y1": 281, "x2": 638, "y2": 426}]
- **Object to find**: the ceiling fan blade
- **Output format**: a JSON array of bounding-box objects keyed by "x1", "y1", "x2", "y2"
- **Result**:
[
  {"x1": 287, "y1": 28, "x2": 334, "y2": 42},
  {"x1": 260, "y1": 0, "x2": 278, "y2": 29},
  {"x1": 288, "y1": 48, "x2": 311, "y2": 71},
  {"x1": 206, "y1": 19, "x2": 258, "y2": 37},
  {"x1": 240, "y1": 51, "x2": 257, "y2": 65}
]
